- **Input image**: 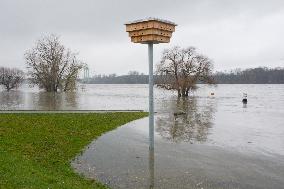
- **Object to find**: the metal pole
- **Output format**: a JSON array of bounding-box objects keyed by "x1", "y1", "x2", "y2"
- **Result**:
[{"x1": 148, "y1": 43, "x2": 154, "y2": 150}]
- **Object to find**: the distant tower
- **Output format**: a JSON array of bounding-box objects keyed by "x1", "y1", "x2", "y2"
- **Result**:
[{"x1": 83, "y1": 65, "x2": 90, "y2": 83}]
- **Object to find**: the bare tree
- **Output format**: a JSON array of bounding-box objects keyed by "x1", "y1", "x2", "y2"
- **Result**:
[
  {"x1": 25, "y1": 34, "x2": 84, "y2": 92},
  {"x1": 0, "y1": 67, "x2": 24, "y2": 91},
  {"x1": 156, "y1": 46, "x2": 214, "y2": 97}
]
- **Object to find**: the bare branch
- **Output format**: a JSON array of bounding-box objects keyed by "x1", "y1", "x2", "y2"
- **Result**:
[
  {"x1": 25, "y1": 34, "x2": 84, "y2": 92},
  {"x1": 0, "y1": 67, "x2": 24, "y2": 91},
  {"x1": 156, "y1": 46, "x2": 214, "y2": 97}
]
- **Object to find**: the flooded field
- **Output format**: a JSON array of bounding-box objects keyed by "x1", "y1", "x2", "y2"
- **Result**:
[{"x1": 1, "y1": 84, "x2": 284, "y2": 188}]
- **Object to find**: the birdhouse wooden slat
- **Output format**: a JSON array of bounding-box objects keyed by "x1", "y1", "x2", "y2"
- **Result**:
[
  {"x1": 128, "y1": 29, "x2": 172, "y2": 37},
  {"x1": 125, "y1": 18, "x2": 177, "y2": 44},
  {"x1": 131, "y1": 35, "x2": 171, "y2": 43}
]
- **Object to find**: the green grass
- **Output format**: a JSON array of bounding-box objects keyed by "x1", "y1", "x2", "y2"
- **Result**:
[{"x1": 0, "y1": 112, "x2": 147, "y2": 189}]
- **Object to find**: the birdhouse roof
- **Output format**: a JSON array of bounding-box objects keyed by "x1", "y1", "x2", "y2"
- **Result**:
[{"x1": 125, "y1": 17, "x2": 177, "y2": 26}]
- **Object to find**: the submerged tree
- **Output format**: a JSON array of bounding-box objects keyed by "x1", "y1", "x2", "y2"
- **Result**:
[
  {"x1": 25, "y1": 34, "x2": 84, "y2": 92},
  {"x1": 0, "y1": 67, "x2": 24, "y2": 91},
  {"x1": 156, "y1": 46, "x2": 214, "y2": 97}
]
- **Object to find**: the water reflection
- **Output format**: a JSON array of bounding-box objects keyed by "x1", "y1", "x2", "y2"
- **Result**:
[
  {"x1": 0, "y1": 90, "x2": 24, "y2": 110},
  {"x1": 35, "y1": 92, "x2": 62, "y2": 110},
  {"x1": 65, "y1": 92, "x2": 78, "y2": 108},
  {"x1": 156, "y1": 97, "x2": 216, "y2": 143},
  {"x1": 32, "y1": 91, "x2": 79, "y2": 110}
]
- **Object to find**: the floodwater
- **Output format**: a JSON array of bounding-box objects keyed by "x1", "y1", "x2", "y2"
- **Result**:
[
  {"x1": 1, "y1": 84, "x2": 284, "y2": 188},
  {"x1": 0, "y1": 84, "x2": 160, "y2": 111}
]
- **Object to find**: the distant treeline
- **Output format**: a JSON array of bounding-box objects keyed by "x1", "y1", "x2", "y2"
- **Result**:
[
  {"x1": 215, "y1": 67, "x2": 284, "y2": 84},
  {"x1": 81, "y1": 72, "x2": 149, "y2": 84},
  {"x1": 80, "y1": 67, "x2": 284, "y2": 84}
]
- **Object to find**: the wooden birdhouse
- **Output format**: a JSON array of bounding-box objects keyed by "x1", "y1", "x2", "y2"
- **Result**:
[{"x1": 125, "y1": 18, "x2": 177, "y2": 44}]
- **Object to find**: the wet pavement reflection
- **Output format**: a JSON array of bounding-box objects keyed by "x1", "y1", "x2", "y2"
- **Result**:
[{"x1": 148, "y1": 149, "x2": 154, "y2": 189}]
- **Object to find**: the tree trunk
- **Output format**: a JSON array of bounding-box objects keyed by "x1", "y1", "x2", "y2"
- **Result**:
[
  {"x1": 177, "y1": 89, "x2": 181, "y2": 97},
  {"x1": 185, "y1": 89, "x2": 189, "y2": 96},
  {"x1": 180, "y1": 87, "x2": 189, "y2": 97},
  {"x1": 181, "y1": 92, "x2": 188, "y2": 97}
]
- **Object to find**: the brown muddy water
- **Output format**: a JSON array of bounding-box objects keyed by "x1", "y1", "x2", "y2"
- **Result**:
[{"x1": 1, "y1": 84, "x2": 284, "y2": 188}]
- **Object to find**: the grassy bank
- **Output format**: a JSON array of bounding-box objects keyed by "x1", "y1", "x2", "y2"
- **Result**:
[{"x1": 0, "y1": 112, "x2": 147, "y2": 189}]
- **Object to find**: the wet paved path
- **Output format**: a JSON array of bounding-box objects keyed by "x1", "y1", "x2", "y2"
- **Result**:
[
  {"x1": 0, "y1": 110, "x2": 144, "y2": 113},
  {"x1": 72, "y1": 116, "x2": 284, "y2": 189}
]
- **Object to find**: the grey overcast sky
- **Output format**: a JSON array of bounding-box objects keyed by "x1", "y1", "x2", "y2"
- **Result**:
[{"x1": 1, "y1": 0, "x2": 284, "y2": 75}]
